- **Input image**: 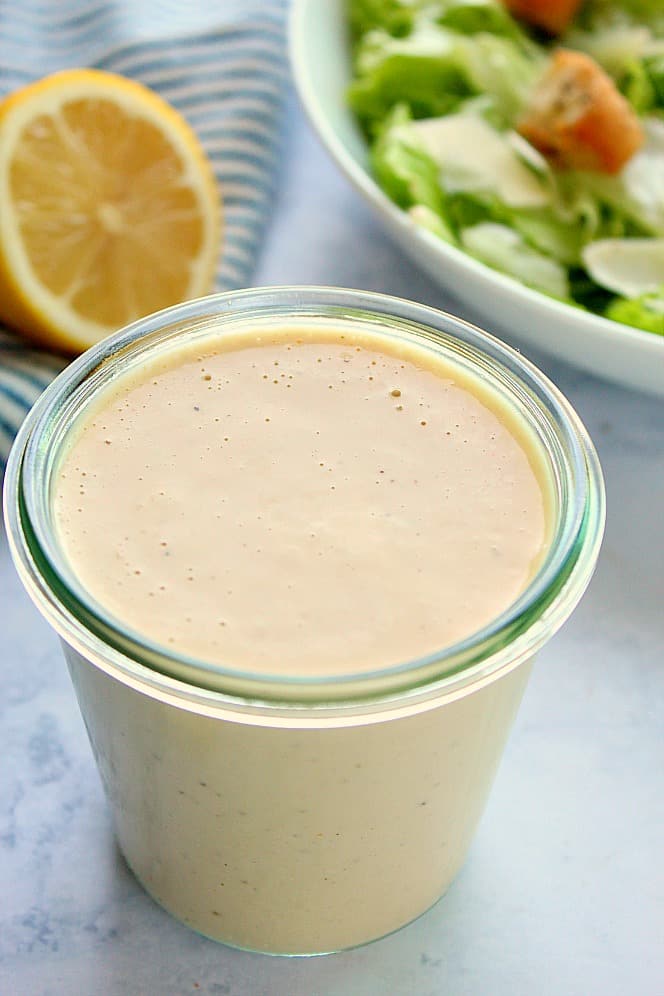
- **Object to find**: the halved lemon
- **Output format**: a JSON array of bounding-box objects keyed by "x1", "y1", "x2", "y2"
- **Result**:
[{"x1": 0, "y1": 69, "x2": 221, "y2": 353}]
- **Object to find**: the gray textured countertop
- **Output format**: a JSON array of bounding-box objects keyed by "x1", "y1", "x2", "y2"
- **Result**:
[{"x1": 1, "y1": 99, "x2": 662, "y2": 996}]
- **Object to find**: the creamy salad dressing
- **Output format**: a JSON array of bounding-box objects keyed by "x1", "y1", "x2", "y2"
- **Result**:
[
  {"x1": 53, "y1": 324, "x2": 550, "y2": 677},
  {"x1": 7, "y1": 294, "x2": 602, "y2": 956}
]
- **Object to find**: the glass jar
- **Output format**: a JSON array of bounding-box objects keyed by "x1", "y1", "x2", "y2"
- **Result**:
[{"x1": 3, "y1": 287, "x2": 604, "y2": 954}]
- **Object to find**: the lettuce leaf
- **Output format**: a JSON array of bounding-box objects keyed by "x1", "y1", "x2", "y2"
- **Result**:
[
  {"x1": 565, "y1": 17, "x2": 664, "y2": 112},
  {"x1": 460, "y1": 223, "x2": 570, "y2": 298},
  {"x1": 371, "y1": 105, "x2": 451, "y2": 220},
  {"x1": 348, "y1": 0, "x2": 530, "y2": 41},
  {"x1": 568, "y1": 118, "x2": 664, "y2": 237},
  {"x1": 347, "y1": 0, "x2": 426, "y2": 42},
  {"x1": 645, "y1": 53, "x2": 664, "y2": 105},
  {"x1": 348, "y1": 14, "x2": 542, "y2": 131},
  {"x1": 454, "y1": 32, "x2": 543, "y2": 123},
  {"x1": 509, "y1": 208, "x2": 586, "y2": 265},
  {"x1": 349, "y1": 22, "x2": 477, "y2": 128},
  {"x1": 433, "y1": 0, "x2": 526, "y2": 39},
  {"x1": 606, "y1": 290, "x2": 664, "y2": 335},
  {"x1": 574, "y1": 0, "x2": 664, "y2": 36},
  {"x1": 408, "y1": 204, "x2": 456, "y2": 242}
]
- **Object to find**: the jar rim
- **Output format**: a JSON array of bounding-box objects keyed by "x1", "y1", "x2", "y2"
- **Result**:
[{"x1": 4, "y1": 286, "x2": 605, "y2": 708}]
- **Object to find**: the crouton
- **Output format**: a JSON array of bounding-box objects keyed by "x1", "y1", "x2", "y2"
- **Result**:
[
  {"x1": 504, "y1": 0, "x2": 583, "y2": 35},
  {"x1": 518, "y1": 49, "x2": 644, "y2": 174}
]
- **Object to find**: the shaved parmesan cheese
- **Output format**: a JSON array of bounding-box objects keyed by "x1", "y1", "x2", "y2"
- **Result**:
[
  {"x1": 409, "y1": 113, "x2": 550, "y2": 208},
  {"x1": 582, "y1": 239, "x2": 664, "y2": 297}
]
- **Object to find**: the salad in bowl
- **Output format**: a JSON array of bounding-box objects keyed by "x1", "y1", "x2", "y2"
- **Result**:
[{"x1": 347, "y1": 0, "x2": 664, "y2": 336}]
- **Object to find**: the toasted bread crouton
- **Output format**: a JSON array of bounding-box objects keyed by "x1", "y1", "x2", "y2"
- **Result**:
[
  {"x1": 504, "y1": 0, "x2": 582, "y2": 35},
  {"x1": 518, "y1": 49, "x2": 644, "y2": 174}
]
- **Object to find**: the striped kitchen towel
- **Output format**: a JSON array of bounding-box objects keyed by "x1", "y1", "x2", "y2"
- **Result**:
[{"x1": 0, "y1": 0, "x2": 288, "y2": 465}]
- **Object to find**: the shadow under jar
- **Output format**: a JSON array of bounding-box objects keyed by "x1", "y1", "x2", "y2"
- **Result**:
[{"x1": 4, "y1": 287, "x2": 604, "y2": 955}]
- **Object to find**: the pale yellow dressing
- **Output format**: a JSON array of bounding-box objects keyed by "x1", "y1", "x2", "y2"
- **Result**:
[{"x1": 53, "y1": 325, "x2": 550, "y2": 677}]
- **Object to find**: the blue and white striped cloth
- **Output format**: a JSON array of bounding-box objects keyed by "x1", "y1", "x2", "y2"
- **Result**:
[{"x1": 0, "y1": 0, "x2": 288, "y2": 465}]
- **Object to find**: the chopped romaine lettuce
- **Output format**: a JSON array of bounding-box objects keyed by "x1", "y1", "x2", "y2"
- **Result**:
[
  {"x1": 450, "y1": 33, "x2": 544, "y2": 123},
  {"x1": 509, "y1": 208, "x2": 586, "y2": 265},
  {"x1": 348, "y1": 23, "x2": 478, "y2": 128},
  {"x1": 348, "y1": 0, "x2": 531, "y2": 41},
  {"x1": 645, "y1": 53, "x2": 664, "y2": 104},
  {"x1": 434, "y1": 0, "x2": 527, "y2": 40},
  {"x1": 571, "y1": 118, "x2": 664, "y2": 236},
  {"x1": 348, "y1": 0, "x2": 426, "y2": 42},
  {"x1": 348, "y1": 16, "x2": 542, "y2": 131},
  {"x1": 408, "y1": 204, "x2": 456, "y2": 242},
  {"x1": 574, "y1": 0, "x2": 664, "y2": 35},
  {"x1": 565, "y1": 16, "x2": 664, "y2": 112},
  {"x1": 460, "y1": 223, "x2": 570, "y2": 298},
  {"x1": 606, "y1": 290, "x2": 664, "y2": 334},
  {"x1": 371, "y1": 105, "x2": 450, "y2": 219}
]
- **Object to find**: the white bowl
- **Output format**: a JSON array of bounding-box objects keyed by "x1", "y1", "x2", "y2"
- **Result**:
[{"x1": 290, "y1": 0, "x2": 664, "y2": 398}]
